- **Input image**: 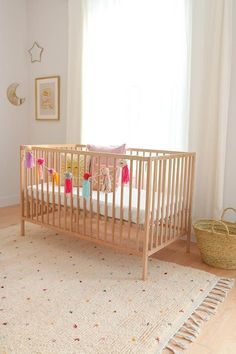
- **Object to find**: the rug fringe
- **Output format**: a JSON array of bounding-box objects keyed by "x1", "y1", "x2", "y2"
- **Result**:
[
  {"x1": 164, "y1": 277, "x2": 234, "y2": 353},
  {"x1": 166, "y1": 345, "x2": 181, "y2": 354}
]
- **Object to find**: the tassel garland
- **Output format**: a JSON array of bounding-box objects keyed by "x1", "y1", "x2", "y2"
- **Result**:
[
  {"x1": 25, "y1": 151, "x2": 34, "y2": 169},
  {"x1": 82, "y1": 172, "x2": 91, "y2": 199},
  {"x1": 37, "y1": 158, "x2": 45, "y2": 180},
  {"x1": 24, "y1": 152, "x2": 130, "y2": 193},
  {"x1": 64, "y1": 171, "x2": 72, "y2": 194}
]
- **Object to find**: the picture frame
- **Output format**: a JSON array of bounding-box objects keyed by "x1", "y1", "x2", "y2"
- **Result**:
[{"x1": 35, "y1": 76, "x2": 60, "y2": 120}]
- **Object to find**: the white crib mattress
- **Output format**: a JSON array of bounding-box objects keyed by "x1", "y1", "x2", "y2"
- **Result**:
[{"x1": 27, "y1": 183, "x2": 174, "y2": 225}]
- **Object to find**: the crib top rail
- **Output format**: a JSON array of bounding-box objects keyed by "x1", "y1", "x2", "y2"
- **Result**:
[{"x1": 20, "y1": 144, "x2": 195, "y2": 161}]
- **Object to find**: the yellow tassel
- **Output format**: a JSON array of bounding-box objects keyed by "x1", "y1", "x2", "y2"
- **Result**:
[{"x1": 52, "y1": 171, "x2": 59, "y2": 185}]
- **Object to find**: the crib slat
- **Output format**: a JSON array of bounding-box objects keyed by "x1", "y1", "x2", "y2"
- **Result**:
[
  {"x1": 46, "y1": 151, "x2": 49, "y2": 225},
  {"x1": 119, "y1": 169, "x2": 124, "y2": 244},
  {"x1": 20, "y1": 148, "x2": 25, "y2": 230},
  {"x1": 160, "y1": 159, "x2": 167, "y2": 245},
  {"x1": 187, "y1": 155, "x2": 196, "y2": 252},
  {"x1": 76, "y1": 153, "x2": 80, "y2": 234},
  {"x1": 173, "y1": 157, "x2": 180, "y2": 240},
  {"x1": 136, "y1": 159, "x2": 142, "y2": 251},
  {"x1": 64, "y1": 152, "x2": 67, "y2": 230},
  {"x1": 181, "y1": 156, "x2": 187, "y2": 235},
  {"x1": 33, "y1": 152, "x2": 36, "y2": 218},
  {"x1": 112, "y1": 158, "x2": 117, "y2": 242},
  {"x1": 150, "y1": 159, "x2": 157, "y2": 250},
  {"x1": 135, "y1": 152, "x2": 139, "y2": 188},
  {"x1": 30, "y1": 164, "x2": 33, "y2": 220},
  {"x1": 25, "y1": 158, "x2": 29, "y2": 218},
  {"x1": 97, "y1": 156, "x2": 101, "y2": 239},
  {"x1": 41, "y1": 150, "x2": 44, "y2": 224},
  {"x1": 52, "y1": 151, "x2": 55, "y2": 226},
  {"x1": 57, "y1": 151, "x2": 61, "y2": 228},
  {"x1": 83, "y1": 155, "x2": 87, "y2": 235},
  {"x1": 104, "y1": 157, "x2": 108, "y2": 240},
  {"x1": 169, "y1": 157, "x2": 176, "y2": 241},
  {"x1": 35, "y1": 149, "x2": 39, "y2": 222},
  {"x1": 155, "y1": 159, "x2": 162, "y2": 247},
  {"x1": 128, "y1": 159, "x2": 133, "y2": 240},
  {"x1": 142, "y1": 158, "x2": 152, "y2": 280},
  {"x1": 89, "y1": 154, "x2": 93, "y2": 236},
  {"x1": 185, "y1": 156, "x2": 191, "y2": 233},
  {"x1": 70, "y1": 152, "x2": 74, "y2": 232},
  {"x1": 141, "y1": 151, "x2": 145, "y2": 189},
  {"x1": 186, "y1": 156, "x2": 193, "y2": 231},
  {"x1": 177, "y1": 157, "x2": 184, "y2": 236},
  {"x1": 165, "y1": 159, "x2": 172, "y2": 242}
]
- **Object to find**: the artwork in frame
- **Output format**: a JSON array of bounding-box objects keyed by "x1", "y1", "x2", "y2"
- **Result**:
[{"x1": 35, "y1": 76, "x2": 60, "y2": 120}]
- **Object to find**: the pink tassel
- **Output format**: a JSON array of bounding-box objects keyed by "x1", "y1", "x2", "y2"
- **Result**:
[
  {"x1": 122, "y1": 164, "x2": 130, "y2": 184},
  {"x1": 65, "y1": 179, "x2": 72, "y2": 194},
  {"x1": 37, "y1": 158, "x2": 45, "y2": 180},
  {"x1": 64, "y1": 172, "x2": 72, "y2": 194}
]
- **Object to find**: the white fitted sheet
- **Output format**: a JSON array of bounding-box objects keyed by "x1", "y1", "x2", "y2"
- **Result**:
[{"x1": 28, "y1": 183, "x2": 173, "y2": 225}]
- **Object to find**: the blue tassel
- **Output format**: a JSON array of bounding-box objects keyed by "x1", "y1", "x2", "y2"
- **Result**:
[{"x1": 82, "y1": 180, "x2": 90, "y2": 199}]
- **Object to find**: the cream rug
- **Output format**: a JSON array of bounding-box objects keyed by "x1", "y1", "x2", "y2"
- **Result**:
[{"x1": 0, "y1": 224, "x2": 234, "y2": 354}]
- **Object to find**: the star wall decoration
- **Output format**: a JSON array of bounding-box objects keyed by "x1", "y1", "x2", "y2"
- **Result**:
[{"x1": 28, "y1": 41, "x2": 44, "y2": 63}]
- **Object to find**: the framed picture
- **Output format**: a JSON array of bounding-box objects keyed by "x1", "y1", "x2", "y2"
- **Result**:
[{"x1": 35, "y1": 76, "x2": 60, "y2": 120}]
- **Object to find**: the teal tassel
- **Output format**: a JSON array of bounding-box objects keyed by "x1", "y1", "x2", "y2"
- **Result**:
[{"x1": 82, "y1": 180, "x2": 90, "y2": 199}]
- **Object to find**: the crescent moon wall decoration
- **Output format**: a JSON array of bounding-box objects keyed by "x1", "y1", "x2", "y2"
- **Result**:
[{"x1": 7, "y1": 83, "x2": 26, "y2": 106}]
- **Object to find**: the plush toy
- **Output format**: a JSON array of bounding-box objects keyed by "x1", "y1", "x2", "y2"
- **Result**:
[{"x1": 101, "y1": 167, "x2": 112, "y2": 193}]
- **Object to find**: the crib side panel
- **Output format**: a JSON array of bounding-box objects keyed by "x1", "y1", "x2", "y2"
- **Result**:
[
  {"x1": 147, "y1": 153, "x2": 196, "y2": 256},
  {"x1": 20, "y1": 146, "x2": 149, "y2": 255}
]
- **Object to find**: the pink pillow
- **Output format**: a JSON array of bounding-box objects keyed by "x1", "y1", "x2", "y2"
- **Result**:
[{"x1": 87, "y1": 144, "x2": 126, "y2": 191}]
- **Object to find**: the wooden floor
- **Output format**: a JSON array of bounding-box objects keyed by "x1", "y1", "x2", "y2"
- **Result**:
[{"x1": 1, "y1": 205, "x2": 236, "y2": 354}]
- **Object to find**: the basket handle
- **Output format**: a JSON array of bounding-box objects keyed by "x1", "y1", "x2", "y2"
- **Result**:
[
  {"x1": 221, "y1": 207, "x2": 236, "y2": 222},
  {"x1": 211, "y1": 220, "x2": 230, "y2": 236}
]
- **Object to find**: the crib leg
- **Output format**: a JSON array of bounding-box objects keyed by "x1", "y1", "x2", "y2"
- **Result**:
[
  {"x1": 21, "y1": 219, "x2": 25, "y2": 236},
  {"x1": 142, "y1": 253, "x2": 148, "y2": 281}
]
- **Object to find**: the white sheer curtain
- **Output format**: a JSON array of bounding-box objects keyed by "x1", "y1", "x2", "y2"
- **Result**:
[
  {"x1": 81, "y1": 0, "x2": 188, "y2": 149},
  {"x1": 67, "y1": 0, "x2": 233, "y2": 219},
  {"x1": 188, "y1": 0, "x2": 232, "y2": 218}
]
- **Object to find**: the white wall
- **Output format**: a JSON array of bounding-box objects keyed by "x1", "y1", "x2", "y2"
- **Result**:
[
  {"x1": 0, "y1": 0, "x2": 68, "y2": 207},
  {"x1": 0, "y1": 0, "x2": 29, "y2": 206},
  {"x1": 224, "y1": 2, "x2": 236, "y2": 213},
  {"x1": 27, "y1": 0, "x2": 68, "y2": 144}
]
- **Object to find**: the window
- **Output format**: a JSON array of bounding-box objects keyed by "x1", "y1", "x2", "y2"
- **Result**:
[{"x1": 82, "y1": 0, "x2": 188, "y2": 150}]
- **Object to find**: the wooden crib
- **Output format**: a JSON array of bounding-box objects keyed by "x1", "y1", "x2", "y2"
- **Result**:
[{"x1": 20, "y1": 145, "x2": 196, "y2": 280}]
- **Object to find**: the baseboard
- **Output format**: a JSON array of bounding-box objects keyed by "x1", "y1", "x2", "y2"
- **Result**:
[{"x1": 0, "y1": 194, "x2": 19, "y2": 207}]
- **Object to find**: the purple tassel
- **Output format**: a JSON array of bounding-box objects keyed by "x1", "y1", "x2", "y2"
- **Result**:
[{"x1": 25, "y1": 151, "x2": 34, "y2": 169}]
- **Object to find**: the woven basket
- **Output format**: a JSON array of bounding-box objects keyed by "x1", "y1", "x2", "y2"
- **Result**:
[{"x1": 193, "y1": 208, "x2": 236, "y2": 269}]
